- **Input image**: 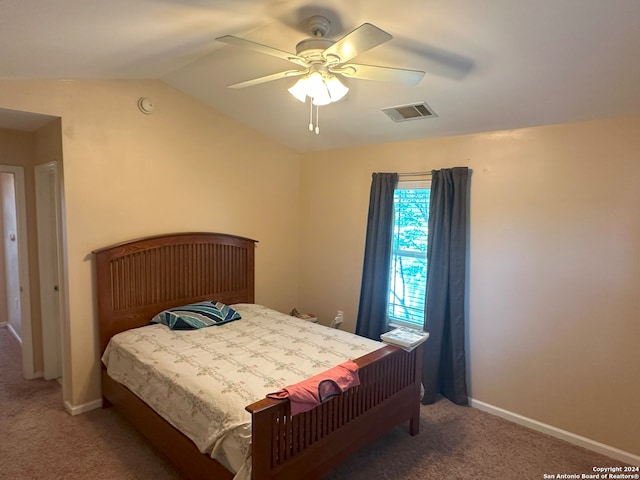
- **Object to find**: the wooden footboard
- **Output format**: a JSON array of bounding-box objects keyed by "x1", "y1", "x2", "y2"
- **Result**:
[{"x1": 248, "y1": 343, "x2": 423, "y2": 480}]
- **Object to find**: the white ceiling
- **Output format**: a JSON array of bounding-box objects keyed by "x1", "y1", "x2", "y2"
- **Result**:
[{"x1": 1, "y1": 0, "x2": 639, "y2": 152}]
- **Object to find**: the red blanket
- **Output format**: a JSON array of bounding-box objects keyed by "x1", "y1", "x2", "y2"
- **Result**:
[{"x1": 266, "y1": 360, "x2": 360, "y2": 415}]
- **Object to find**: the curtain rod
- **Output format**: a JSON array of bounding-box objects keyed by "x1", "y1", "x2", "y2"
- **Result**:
[{"x1": 398, "y1": 171, "x2": 432, "y2": 177}]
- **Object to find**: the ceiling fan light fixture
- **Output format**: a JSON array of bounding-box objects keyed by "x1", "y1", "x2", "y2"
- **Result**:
[
  {"x1": 288, "y1": 72, "x2": 349, "y2": 106},
  {"x1": 288, "y1": 77, "x2": 310, "y2": 103},
  {"x1": 324, "y1": 75, "x2": 349, "y2": 102},
  {"x1": 218, "y1": 16, "x2": 424, "y2": 136},
  {"x1": 307, "y1": 71, "x2": 330, "y2": 104}
]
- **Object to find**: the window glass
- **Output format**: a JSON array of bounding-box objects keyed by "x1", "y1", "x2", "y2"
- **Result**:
[{"x1": 387, "y1": 180, "x2": 430, "y2": 329}]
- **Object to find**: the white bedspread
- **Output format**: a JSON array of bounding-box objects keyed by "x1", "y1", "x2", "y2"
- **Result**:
[{"x1": 101, "y1": 303, "x2": 382, "y2": 477}]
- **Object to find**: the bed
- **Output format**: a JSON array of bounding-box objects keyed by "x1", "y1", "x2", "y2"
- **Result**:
[{"x1": 93, "y1": 232, "x2": 424, "y2": 480}]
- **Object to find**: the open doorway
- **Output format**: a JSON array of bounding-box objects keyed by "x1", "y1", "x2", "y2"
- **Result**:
[
  {"x1": 0, "y1": 110, "x2": 68, "y2": 409},
  {"x1": 0, "y1": 166, "x2": 35, "y2": 379}
]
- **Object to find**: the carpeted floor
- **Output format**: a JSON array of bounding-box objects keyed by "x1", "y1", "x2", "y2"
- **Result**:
[
  {"x1": 0, "y1": 326, "x2": 181, "y2": 480},
  {"x1": 0, "y1": 326, "x2": 631, "y2": 479}
]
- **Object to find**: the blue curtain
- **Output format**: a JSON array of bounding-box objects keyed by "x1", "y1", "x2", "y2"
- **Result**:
[
  {"x1": 355, "y1": 173, "x2": 398, "y2": 340},
  {"x1": 422, "y1": 167, "x2": 470, "y2": 405}
]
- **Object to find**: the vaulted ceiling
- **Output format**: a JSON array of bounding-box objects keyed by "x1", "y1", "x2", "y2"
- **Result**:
[{"x1": 1, "y1": 0, "x2": 639, "y2": 152}]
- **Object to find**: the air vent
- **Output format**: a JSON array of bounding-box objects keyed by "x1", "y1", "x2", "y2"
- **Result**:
[{"x1": 382, "y1": 102, "x2": 437, "y2": 122}]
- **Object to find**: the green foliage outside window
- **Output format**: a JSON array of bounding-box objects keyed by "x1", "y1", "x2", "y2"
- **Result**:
[{"x1": 387, "y1": 186, "x2": 430, "y2": 328}]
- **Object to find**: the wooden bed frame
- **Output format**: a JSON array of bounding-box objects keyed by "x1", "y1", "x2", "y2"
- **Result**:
[{"x1": 93, "y1": 232, "x2": 424, "y2": 480}]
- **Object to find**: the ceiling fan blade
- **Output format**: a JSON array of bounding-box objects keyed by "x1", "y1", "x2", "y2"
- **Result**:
[
  {"x1": 333, "y1": 63, "x2": 425, "y2": 86},
  {"x1": 323, "y1": 23, "x2": 392, "y2": 63},
  {"x1": 216, "y1": 35, "x2": 308, "y2": 67},
  {"x1": 391, "y1": 37, "x2": 476, "y2": 80},
  {"x1": 228, "y1": 69, "x2": 307, "y2": 89}
]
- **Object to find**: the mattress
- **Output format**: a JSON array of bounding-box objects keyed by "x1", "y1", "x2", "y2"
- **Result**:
[{"x1": 101, "y1": 303, "x2": 383, "y2": 478}]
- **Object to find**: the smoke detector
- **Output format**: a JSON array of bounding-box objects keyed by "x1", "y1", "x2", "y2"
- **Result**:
[{"x1": 137, "y1": 97, "x2": 155, "y2": 114}]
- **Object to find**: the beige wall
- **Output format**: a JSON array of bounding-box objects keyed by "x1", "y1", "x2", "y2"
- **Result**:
[
  {"x1": 0, "y1": 172, "x2": 20, "y2": 334},
  {"x1": 298, "y1": 115, "x2": 640, "y2": 456},
  {"x1": 0, "y1": 175, "x2": 6, "y2": 324},
  {"x1": 0, "y1": 80, "x2": 301, "y2": 408}
]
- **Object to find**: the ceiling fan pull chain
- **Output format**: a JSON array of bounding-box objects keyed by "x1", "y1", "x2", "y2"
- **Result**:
[
  {"x1": 315, "y1": 104, "x2": 320, "y2": 134},
  {"x1": 308, "y1": 98, "x2": 314, "y2": 132}
]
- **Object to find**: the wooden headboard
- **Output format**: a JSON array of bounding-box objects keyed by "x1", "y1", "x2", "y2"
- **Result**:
[{"x1": 93, "y1": 232, "x2": 257, "y2": 354}]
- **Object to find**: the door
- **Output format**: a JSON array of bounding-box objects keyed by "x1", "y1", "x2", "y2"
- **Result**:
[{"x1": 35, "y1": 161, "x2": 64, "y2": 380}]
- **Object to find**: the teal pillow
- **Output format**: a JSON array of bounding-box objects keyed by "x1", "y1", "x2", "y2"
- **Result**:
[{"x1": 151, "y1": 301, "x2": 241, "y2": 330}]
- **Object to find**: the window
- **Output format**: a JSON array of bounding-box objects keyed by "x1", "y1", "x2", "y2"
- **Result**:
[{"x1": 387, "y1": 180, "x2": 430, "y2": 329}]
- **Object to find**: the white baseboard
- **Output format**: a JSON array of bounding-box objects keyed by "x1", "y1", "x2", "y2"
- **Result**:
[
  {"x1": 7, "y1": 323, "x2": 22, "y2": 345},
  {"x1": 64, "y1": 398, "x2": 103, "y2": 416},
  {"x1": 469, "y1": 398, "x2": 640, "y2": 467},
  {"x1": 56, "y1": 393, "x2": 640, "y2": 465}
]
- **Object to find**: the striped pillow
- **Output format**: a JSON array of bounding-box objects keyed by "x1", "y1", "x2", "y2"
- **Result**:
[{"x1": 151, "y1": 301, "x2": 241, "y2": 330}]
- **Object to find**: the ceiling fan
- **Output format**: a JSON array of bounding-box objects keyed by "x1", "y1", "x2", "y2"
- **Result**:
[{"x1": 215, "y1": 15, "x2": 425, "y2": 102}]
